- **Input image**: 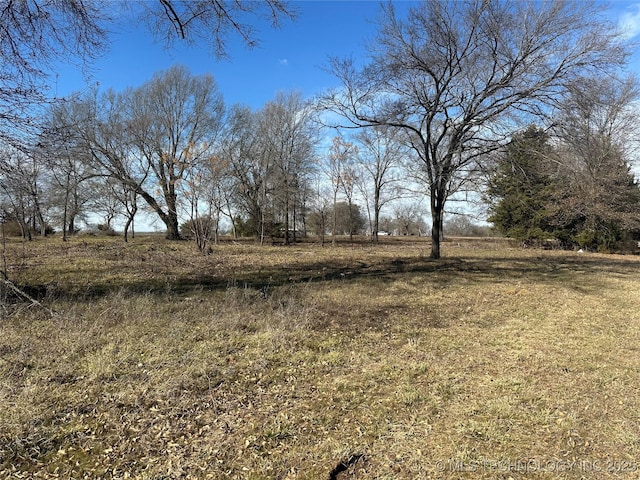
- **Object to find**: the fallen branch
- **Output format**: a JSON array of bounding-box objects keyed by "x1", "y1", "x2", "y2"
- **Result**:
[{"x1": 2, "y1": 279, "x2": 55, "y2": 317}]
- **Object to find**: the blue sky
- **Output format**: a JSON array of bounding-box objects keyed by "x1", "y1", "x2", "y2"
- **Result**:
[
  {"x1": 54, "y1": 1, "x2": 418, "y2": 109},
  {"x1": 53, "y1": 1, "x2": 640, "y2": 110}
]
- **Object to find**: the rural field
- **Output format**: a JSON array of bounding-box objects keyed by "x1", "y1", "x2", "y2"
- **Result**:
[{"x1": 1, "y1": 235, "x2": 640, "y2": 479}]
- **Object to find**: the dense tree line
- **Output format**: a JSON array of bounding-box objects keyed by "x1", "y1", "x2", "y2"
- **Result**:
[
  {"x1": 1, "y1": 65, "x2": 407, "y2": 247},
  {"x1": 1, "y1": 0, "x2": 639, "y2": 256}
]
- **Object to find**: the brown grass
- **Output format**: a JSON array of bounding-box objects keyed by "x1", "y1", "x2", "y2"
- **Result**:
[{"x1": 1, "y1": 235, "x2": 640, "y2": 479}]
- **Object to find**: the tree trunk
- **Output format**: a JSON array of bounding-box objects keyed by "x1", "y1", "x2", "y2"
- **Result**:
[
  {"x1": 165, "y1": 213, "x2": 181, "y2": 240},
  {"x1": 62, "y1": 180, "x2": 69, "y2": 242},
  {"x1": 430, "y1": 187, "x2": 444, "y2": 259},
  {"x1": 136, "y1": 187, "x2": 180, "y2": 240},
  {"x1": 124, "y1": 217, "x2": 132, "y2": 242},
  {"x1": 33, "y1": 196, "x2": 46, "y2": 236},
  {"x1": 284, "y1": 188, "x2": 290, "y2": 245},
  {"x1": 373, "y1": 189, "x2": 381, "y2": 244},
  {"x1": 123, "y1": 202, "x2": 137, "y2": 243},
  {"x1": 214, "y1": 210, "x2": 220, "y2": 245},
  {"x1": 332, "y1": 190, "x2": 338, "y2": 246},
  {"x1": 164, "y1": 188, "x2": 182, "y2": 240},
  {"x1": 292, "y1": 198, "x2": 297, "y2": 244},
  {"x1": 348, "y1": 199, "x2": 354, "y2": 243},
  {"x1": 68, "y1": 216, "x2": 75, "y2": 236}
]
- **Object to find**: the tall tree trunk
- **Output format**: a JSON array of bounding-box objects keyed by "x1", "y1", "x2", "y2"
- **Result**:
[
  {"x1": 33, "y1": 194, "x2": 46, "y2": 236},
  {"x1": 373, "y1": 189, "x2": 381, "y2": 244},
  {"x1": 348, "y1": 198, "x2": 354, "y2": 243},
  {"x1": 292, "y1": 198, "x2": 297, "y2": 244},
  {"x1": 430, "y1": 185, "x2": 444, "y2": 259},
  {"x1": 284, "y1": 187, "x2": 290, "y2": 245},
  {"x1": 62, "y1": 176, "x2": 69, "y2": 242},
  {"x1": 123, "y1": 202, "x2": 137, "y2": 243},
  {"x1": 332, "y1": 190, "x2": 338, "y2": 246},
  {"x1": 124, "y1": 217, "x2": 132, "y2": 243},
  {"x1": 67, "y1": 216, "x2": 74, "y2": 236},
  {"x1": 165, "y1": 188, "x2": 182, "y2": 240}
]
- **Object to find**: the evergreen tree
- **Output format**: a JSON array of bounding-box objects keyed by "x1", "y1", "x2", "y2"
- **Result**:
[
  {"x1": 487, "y1": 125, "x2": 640, "y2": 250},
  {"x1": 486, "y1": 126, "x2": 560, "y2": 245}
]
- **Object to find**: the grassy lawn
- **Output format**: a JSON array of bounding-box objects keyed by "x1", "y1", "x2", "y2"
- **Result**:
[{"x1": 1, "y1": 235, "x2": 639, "y2": 479}]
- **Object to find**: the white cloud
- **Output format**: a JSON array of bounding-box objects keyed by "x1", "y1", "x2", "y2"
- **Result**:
[
  {"x1": 279, "y1": 58, "x2": 289, "y2": 66},
  {"x1": 619, "y1": 4, "x2": 640, "y2": 39}
]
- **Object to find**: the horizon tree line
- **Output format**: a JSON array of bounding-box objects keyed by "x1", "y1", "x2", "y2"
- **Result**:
[{"x1": 1, "y1": 1, "x2": 639, "y2": 256}]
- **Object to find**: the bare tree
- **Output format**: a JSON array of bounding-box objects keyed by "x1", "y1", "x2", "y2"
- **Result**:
[
  {"x1": 550, "y1": 75, "x2": 640, "y2": 248},
  {"x1": 304, "y1": 173, "x2": 328, "y2": 245},
  {"x1": 219, "y1": 105, "x2": 269, "y2": 240},
  {"x1": 54, "y1": 88, "x2": 148, "y2": 242},
  {"x1": 322, "y1": 0, "x2": 630, "y2": 258},
  {"x1": 260, "y1": 91, "x2": 318, "y2": 244},
  {"x1": 119, "y1": 180, "x2": 139, "y2": 242},
  {"x1": 393, "y1": 202, "x2": 428, "y2": 237},
  {"x1": 128, "y1": 66, "x2": 224, "y2": 239},
  {"x1": 46, "y1": 146, "x2": 96, "y2": 240},
  {"x1": 354, "y1": 126, "x2": 404, "y2": 242},
  {"x1": 90, "y1": 175, "x2": 140, "y2": 240},
  {"x1": 0, "y1": 146, "x2": 49, "y2": 239},
  {"x1": 38, "y1": 100, "x2": 101, "y2": 240},
  {"x1": 142, "y1": 0, "x2": 296, "y2": 59},
  {"x1": 0, "y1": 0, "x2": 108, "y2": 144},
  {"x1": 72, "y1": 66, "x2": 224, "y2": 240},
  {"x1": 326, "y1": 136, "x2": 358, "y2": 245},
  {"x1": 183, "y1": 153, "x2": 234, "y2": 252},
  {"x1": 554, "y1": 75, "x2": 640, "y2": 170},
  {"x1": 1, "y1": 0, "x2": 294, "y2": 142}
]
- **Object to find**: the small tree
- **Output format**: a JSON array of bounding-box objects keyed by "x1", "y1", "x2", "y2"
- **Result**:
[
  {"x1": 259, "y1": 91, "x2": 318, "y2": 245},
  {"x1": 305, "y1": 173, "x2": 329, "y2": 245},
  {"x1": 354, "y1": 125, "x2": 404, "y2": 243},
  {"x1": 326, "y1": 136, "x2": 358, "y2": 245},
  {"x1": 393, "y1": 202, "x2": 428, "y2": 237},
  {"x1": 327, "y1": 202, "x2": 367, "y2": 236},
  {"x1": 0, "y1": 146, "x2": 49, "y2": 240},
  {"x1": 444, "y1": 215, "x2": 490, "y2": 238}
]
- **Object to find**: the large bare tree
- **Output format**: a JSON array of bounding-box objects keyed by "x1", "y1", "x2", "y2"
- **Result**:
[
  {"x1": 84, "y1": 66, "x2": 225, "y2": 239},
  {"x1": 550, "y1": 75, "x2": 640, "y2": 247},
  {"x1": 322, "y1": 0, "x2": 630, "y2": 258},
  {"x1": 128, "y1": 65, "x2": 224, "y2": 239}
]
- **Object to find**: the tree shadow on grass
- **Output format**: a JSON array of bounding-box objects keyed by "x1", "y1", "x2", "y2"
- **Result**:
[
  {"x1": 16, "y1": 250, "x2": 639, "y2": 304},
  {"x1": 213, "y1": 251, "x2": 637, "y2": 293}
]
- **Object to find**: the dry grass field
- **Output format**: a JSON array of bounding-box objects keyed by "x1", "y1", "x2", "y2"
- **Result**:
[{"x1": 1, "y1": 234, "x2": 640, "y2": 479}]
